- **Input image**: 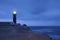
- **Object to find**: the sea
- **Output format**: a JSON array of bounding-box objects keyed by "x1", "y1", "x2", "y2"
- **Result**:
[{"x1": 30, "y1": 26, "x2": 60, "y2": 40}]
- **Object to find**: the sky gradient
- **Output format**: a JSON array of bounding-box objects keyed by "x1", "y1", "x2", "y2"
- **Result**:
[{"x1": 0, "y1": 0, "x2": 60, "y2": 26}]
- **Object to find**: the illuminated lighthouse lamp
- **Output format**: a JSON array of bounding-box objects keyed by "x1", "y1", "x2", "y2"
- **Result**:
[{"x1": 13, "y1": 11, "x2": 16, "y2": 14}]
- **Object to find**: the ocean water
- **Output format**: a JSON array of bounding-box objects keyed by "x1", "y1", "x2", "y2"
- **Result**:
[{"x1": 30, "y1": 26, "x2": 60, "y2": 40}]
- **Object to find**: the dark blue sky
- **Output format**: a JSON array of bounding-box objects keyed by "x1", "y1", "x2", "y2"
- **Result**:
[{"x1": 0, "y1": 0, "x2": 60, "y2": 26}]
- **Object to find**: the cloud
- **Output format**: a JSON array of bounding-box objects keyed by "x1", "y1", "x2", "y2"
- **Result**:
[
  {"x1": 29, "y1": 8, "x2": 46, "y2": 15},
  {"x1": 17, "y1": 20, "x2": 60, "y2": 26},
  {"x1": 0, "y1": 19, "x2": 60, "y2": 26},
  {"x1": 0, "y1": 0, "x2": 60, "y2": 26},
  {"x1": 0, "y1": 11, "x2": 6, "y2": 15}
]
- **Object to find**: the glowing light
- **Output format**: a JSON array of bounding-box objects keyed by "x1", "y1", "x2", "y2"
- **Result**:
[{"x1": 13, "y1": 11, "x2": 16, "y2": 14}]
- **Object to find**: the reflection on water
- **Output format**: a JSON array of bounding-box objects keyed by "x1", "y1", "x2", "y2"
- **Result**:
[{"x1": 30, "y1": 26, "x2": 60, "y2": 40}]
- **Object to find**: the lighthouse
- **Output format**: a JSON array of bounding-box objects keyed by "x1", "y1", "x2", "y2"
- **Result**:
[{"x1": 13, "y1": 11, "x2": 16, "y2": 24}]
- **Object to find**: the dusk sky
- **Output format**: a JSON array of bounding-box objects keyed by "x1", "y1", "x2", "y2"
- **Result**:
[{"x1": 0, "y1": 0, "x2": 60, "y2": 26}]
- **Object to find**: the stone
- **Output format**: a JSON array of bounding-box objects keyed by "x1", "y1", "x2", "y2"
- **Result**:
[{"x1": 0, "y1": 25, "x2": 52, "y2": 40}]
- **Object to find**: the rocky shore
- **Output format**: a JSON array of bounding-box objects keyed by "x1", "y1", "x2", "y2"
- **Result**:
[{"x1": 0, "y1": 24, "x2": 52, "y2": 40}]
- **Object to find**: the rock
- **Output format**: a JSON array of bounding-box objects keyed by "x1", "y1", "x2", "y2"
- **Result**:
[
  {"x1": 0, "y1": 32, "x2": 51, "y2": 40},
  {"x1": 0, "y1": 25, "x2": 52, "y2": 40},
  {"x1": 15, "y1": 24, "x2": 32, "y2": 33}
]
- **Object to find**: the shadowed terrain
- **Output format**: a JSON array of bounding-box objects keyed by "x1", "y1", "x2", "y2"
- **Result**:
[{"x1": 0, "y1": 25, "x2": 52, "y2": 40}]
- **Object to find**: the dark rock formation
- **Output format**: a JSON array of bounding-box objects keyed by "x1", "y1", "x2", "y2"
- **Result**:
[{"x1": 0, "y1": 24, "x2": 52, "y2": 40}]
